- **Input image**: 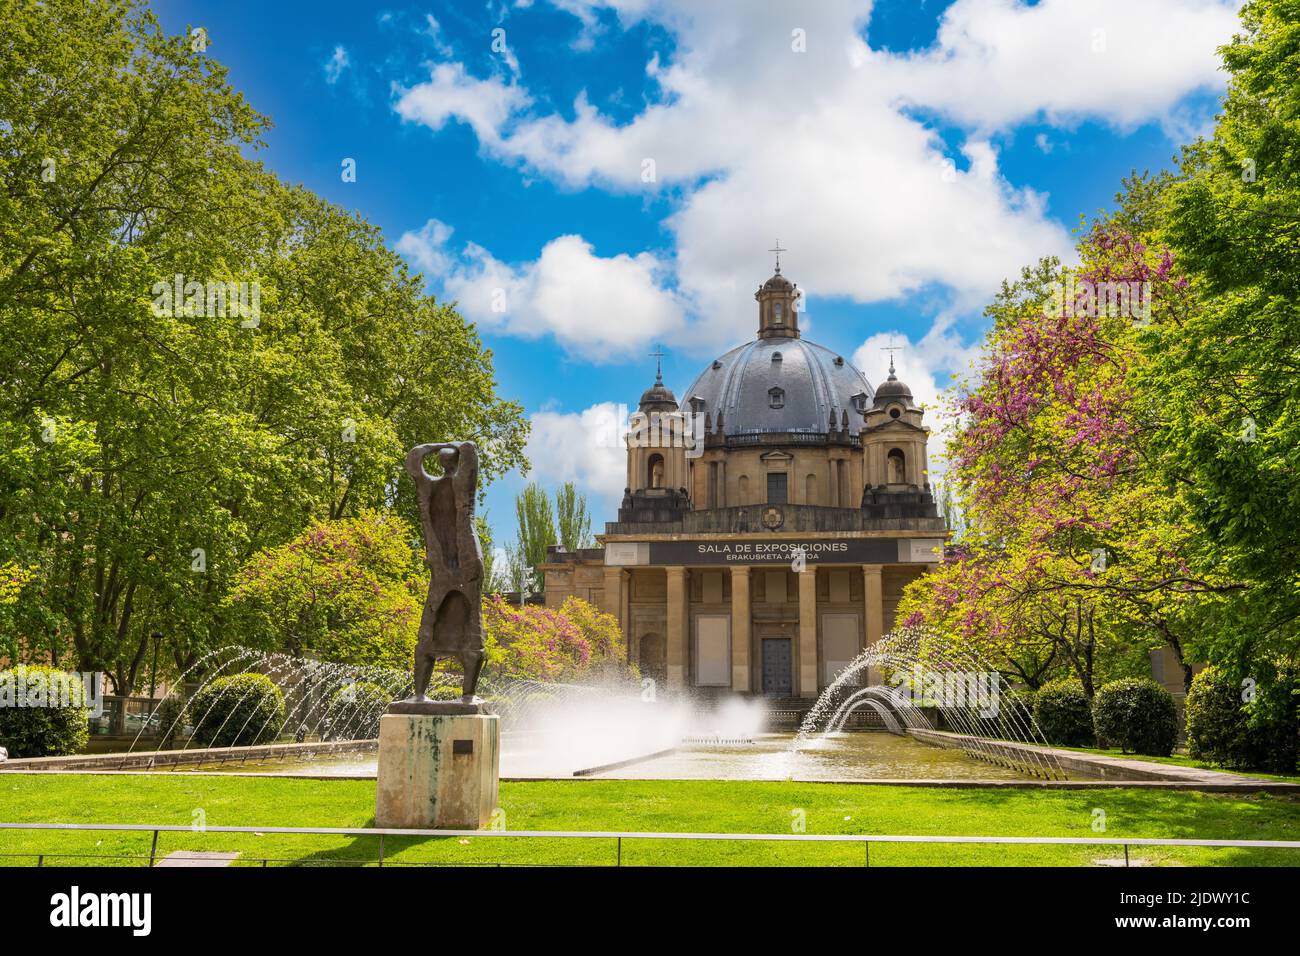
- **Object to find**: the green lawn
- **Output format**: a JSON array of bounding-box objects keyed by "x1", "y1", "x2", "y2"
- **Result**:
[{"x1": 1, "y1": 773, "x2": 1298, "y2": 867}]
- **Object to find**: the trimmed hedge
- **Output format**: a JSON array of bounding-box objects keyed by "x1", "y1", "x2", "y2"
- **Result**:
[
  {"x1": 1185, "y1": 665, "x2": 1257, "y2": 769},
  {"x1": 324, "y1": 681, "x2": 390, "y2": 740},
  {"x1": 188, "y1": 673, "x2": 285, "y2": 748},
  {"x1": 153, "y1": 694, "x2": 189, "y2": 749},
  {"x1": 1185, "y1": 663, "x2": 1298, "y2": 773},
  {"x1": 0, "y1": 665, "x2": 90, "y2": 757},
  {"x1": 1033, "y1": 678, "x2": 1094, "y2": 746},
  {"x1": 1092, "y1": 677, "x2": 1179, "y2": 756},
  {"x1": 1245, "y1": 660, "x2": 1299, "y2": 775}
]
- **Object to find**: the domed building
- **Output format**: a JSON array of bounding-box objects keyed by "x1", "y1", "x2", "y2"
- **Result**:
[{"x1": 543, "y1": 260, "x2": 947, "y2": 700}]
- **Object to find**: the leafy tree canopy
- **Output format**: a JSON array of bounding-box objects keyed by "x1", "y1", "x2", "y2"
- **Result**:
[{"x1": 0, "y1": 0, "x2": 527, "y2": 689}]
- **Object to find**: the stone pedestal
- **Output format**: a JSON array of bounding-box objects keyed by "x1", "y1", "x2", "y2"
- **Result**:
[{"x1": 375, "y1": 712, "x2": 500, "y2": 829}]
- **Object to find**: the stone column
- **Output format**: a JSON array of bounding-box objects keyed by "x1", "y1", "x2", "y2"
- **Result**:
[
  {"x1": 601, "y1": 566, "x2": 623, "y2": 627},
  {"x1": 730, "y1": 566, "x2": 751, "y2": 692},
  {"x1": 797, "y1": 568, "x2": 818, "y2": 697},
  {"x1": 666, "y1": 566, "x2": 687, "y2": 688},
  {"x1": 863, "y1": 564, "x2": 884, "y2": 685}
]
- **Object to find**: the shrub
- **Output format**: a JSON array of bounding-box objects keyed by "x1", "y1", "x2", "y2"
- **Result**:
[
  {"x1": 1185, "y1": 666, "x2": 1258, "y2": 769},
  {"x1": 1033, "y1": 678, "x2": 1094, "y2": 746},
  {"x1": 188, "y1": 673, "x2": 285, "y2": 748},
  {"x1": 324, "y1": 681, "x2": 390, "y2": 740},
  {"x1": 481, "y1": 594, "x2": 633, "y2": 683},
  {"x1": 1092, "y1": 677, "x2": 1179, "y2": 756},
  {"x1": 0, "y1": 665, "x2": 90, "y2": 757},
  {"x1": 428, "y1": 682, "x2": 464, "y2": 701},
  {"x1": 153, "y1": 694, "x2": 190, "y2": 749},
  {"x1": 1245, "y1": 659, "x2": 1300, "y2": 775}
]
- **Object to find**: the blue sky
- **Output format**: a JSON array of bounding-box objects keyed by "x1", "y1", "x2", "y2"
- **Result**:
[{"x1": 156, "y1": 0, "x2": 1240, "y2": 548}]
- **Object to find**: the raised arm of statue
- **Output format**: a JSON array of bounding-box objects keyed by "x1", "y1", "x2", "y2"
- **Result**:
[{"x1": 405, "y1": 442, "x2": 455, "y2": 483}]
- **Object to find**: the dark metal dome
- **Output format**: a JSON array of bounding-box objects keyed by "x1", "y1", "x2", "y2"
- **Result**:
[
  {"x1": 760, "y1": 271, "x2": 794, "y2": 292},
  {"x1": 872, "y1": 361, "x2": 917, "y2": 407},
  {"x1": 639, "y1": 380, "x2": 678, "y2": 411},
  {"x1": 683, "y1": 337, "x2": 873, "y2": 435}
]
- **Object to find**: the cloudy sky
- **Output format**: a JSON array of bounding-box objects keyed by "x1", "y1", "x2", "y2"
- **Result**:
[{"x1": 158, "y1": 0, "x2": 1243, "y2": 544}]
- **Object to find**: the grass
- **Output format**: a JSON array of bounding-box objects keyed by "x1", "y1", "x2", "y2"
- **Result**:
[
  {"x1": 1, "y1": 773, "x2": 1298, "y2": 867},
  {"x1": 1058, "y1": 746, "x2": 1300, "y2": 783}
]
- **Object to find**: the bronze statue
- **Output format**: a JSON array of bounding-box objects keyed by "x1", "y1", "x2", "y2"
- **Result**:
[{"x1": 401, "y1": 441, "x2": 485, "y2": 705}]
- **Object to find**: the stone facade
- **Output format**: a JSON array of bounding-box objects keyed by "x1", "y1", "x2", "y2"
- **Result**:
[{"x1": 543, "y1": 264, "x2": 948, "y2": 698}]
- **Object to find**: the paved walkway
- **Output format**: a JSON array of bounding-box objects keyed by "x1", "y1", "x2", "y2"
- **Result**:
[{"x1": 909, "y1": 729, "x2": 1298, "y2": 791}]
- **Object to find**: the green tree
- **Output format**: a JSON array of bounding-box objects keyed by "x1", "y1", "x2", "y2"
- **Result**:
[
  {"x1": 224, "y1": 510, "x2": 422, "y2": 669},
  {"x1": 899, "y1": 235, "x2": 1230, "y2": 694},
  {"x1": 1127, "y1": 0, "x2": 1300, "y2": 662},
  {"x1": 555, "y1": 481, "x2": 591, "y2": 551},
  {"x1": 0, "y1": 0, "x2": 527, "y2": 689},
  {"x1": 514, "y1": 483, "x2": 556, "y2": 593}
]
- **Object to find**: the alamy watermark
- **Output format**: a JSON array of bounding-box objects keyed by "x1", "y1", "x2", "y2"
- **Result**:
[
  {"x1": 594, "y1": 406, "x2": 707, "y2": 459},
  {"x1": 1048, "y1": 274, "x2": 1152, "y2": 326},
  {"x1": 885, "y1": 665, "x2": 1001, "y2": 718},
  {"x1": 151, "y1": 274, "x2": 261, "y2": 327},
  {"x1": 0, "y1": 669, "x2": 104, "y2": 717}
]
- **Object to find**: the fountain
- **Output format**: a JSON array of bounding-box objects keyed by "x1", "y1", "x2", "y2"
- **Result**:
[
  {"x1": 106, "y1": 623, "x2": 1065, "y2": 785},
  {"x1": 794, "y1": 626, "x2": 1067, "y2": 780}
]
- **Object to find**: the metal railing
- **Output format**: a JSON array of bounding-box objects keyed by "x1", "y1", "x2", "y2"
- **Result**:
[{"x1": 2, "y1": 822, "x2": 1298, "y2": 867}]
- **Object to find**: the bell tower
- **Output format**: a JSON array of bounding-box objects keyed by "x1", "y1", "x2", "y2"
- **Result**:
[{"x1": 755, "y1": 241, "x2": 800, "y2": 339}]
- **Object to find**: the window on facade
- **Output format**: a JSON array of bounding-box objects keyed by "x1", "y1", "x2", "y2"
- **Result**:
[
  {"x1": 767, "y1": 472, "x2": 788, "y2": 504},
  {"x1": 768, "y1": 386, "x2": 785, "y2": 408},
  {"x1": 648, "y1": 453, "x2": 665, "y2": 488},
  {"x1": 695, "y1": 615, "x2": 731, "y2": 687},
  {"x1": 887, "y1": 448, "x2": 906, "y2": 484},
  {"x1": 772, "y1": 302, "x2": 784, "y2": 324}
]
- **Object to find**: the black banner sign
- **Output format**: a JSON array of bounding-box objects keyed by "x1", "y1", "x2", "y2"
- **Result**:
[{"x1": 646, "y1": 538, "x2": 901, "y2": 566}]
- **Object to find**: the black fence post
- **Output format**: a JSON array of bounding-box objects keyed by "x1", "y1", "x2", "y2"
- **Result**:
[{"x1": 148, "y1": 829, "x2": 159, "y2": 867}]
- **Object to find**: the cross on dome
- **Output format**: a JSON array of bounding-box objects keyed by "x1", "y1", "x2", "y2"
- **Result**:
[{"x1": 768, "y1": 240, "x2": 786, "y2": 274}]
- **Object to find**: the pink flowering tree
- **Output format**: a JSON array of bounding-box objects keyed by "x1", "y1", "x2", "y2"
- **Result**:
[
  {"x1": 481, "y1": 594, "x2": 632, "y2": 683},
  {"x1": 899, "y1": 225, "x2": 1238, "y2": 693}
]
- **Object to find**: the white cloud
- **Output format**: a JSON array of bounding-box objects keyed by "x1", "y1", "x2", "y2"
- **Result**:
[
  {"x1": 324, "y1": 45, "x2": 350, "y2": 85},
  {"x1": 396, "y1": 219, "x2": 685, "y2": 360},
  {"x1": 524, "y1": 401, "x2": 629, "y2": 515},
  {"x1": 884, "y1": 0, "x2": 1240, "y2": 133},
  {"x1": 422, "y1": 14, "x2": 456, "y2": 58},
  {"x1": 393, "y1": 63, "x2": 530, "y2": 146},
  {"x1": 391, "y1": 0, "x2": 1239, "y2": 353}
]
